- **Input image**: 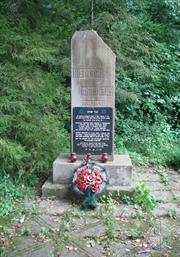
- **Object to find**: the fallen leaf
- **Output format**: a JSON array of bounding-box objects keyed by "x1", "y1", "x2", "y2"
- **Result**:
[
  {"x1": 20, "y1": 216, "x2": 25, "y2": 224},
  {"x1": 138, "y1": 250, "x2": 151, "y2": 254},
  {"x1": 134, "y1": 239, "x2": 140, "y2": 243},
  {"x1": 15, "y1": 223, "x2": 22, "y2": 228}
]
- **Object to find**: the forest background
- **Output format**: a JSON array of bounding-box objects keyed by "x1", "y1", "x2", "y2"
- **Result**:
[{"x1": 0, "y1": 0, "x2": 180, "y2": 183}]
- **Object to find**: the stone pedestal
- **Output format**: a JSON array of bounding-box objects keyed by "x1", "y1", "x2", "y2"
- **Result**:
[
  {"x1": 53, "y1": 154, "x2": 132, "y2": 185},
  {"x1": 42, "y1": 154, "x2": 135, "y2": 198}
]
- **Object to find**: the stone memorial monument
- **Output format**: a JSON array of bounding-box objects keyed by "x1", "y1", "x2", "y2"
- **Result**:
[
  {"x1": 71, "y1": 30, "x2": 115, "y2": 159},
  {"x1": 42, "y1": 31, "x2": 134, "y2": 198}
]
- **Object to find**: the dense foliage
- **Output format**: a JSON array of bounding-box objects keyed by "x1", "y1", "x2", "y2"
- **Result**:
[
  {"x1": 0, "y1": 0, "x2": 179, "y2": 177},
  {"x1": 0, "y1": 175, "x2": 23, "y2": 216}
]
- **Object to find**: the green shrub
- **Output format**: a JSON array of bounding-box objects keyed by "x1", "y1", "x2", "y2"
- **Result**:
[
  {"x1": 115, "y1": 121, "x2": 180, "y2": 168},
  {"x1": 0, "y1": 0, "x2": 179, "y2": 176},
  {"x1": 133, "y1": 181, "x2": 157, "y2": 210},
  {"x1": 0, "y1": 175, "x2": 23, "y2": 216},
  {"x1": 0, "y1": 36, "x2": 70, "y2": 176}
]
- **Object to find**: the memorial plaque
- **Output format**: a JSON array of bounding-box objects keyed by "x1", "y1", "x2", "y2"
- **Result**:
[
  {"x1": 71, "y1": 30, "x2": 116, "y2": 159},
  {"x1": 73, "y1": 107, "x2": 113, "y2": 155}
]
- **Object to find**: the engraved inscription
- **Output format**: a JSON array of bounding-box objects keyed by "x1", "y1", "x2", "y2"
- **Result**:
[
  {"x1": 73, "y1": 68, "x2": 103, "y2": 78},
  {"x1": 73, "y1": 107, "x2": 113, "y2": 154},
  {"x1": 81, "y1": 100, "x2": 107, "y2": 107},
  {"x1": 80, "y1": 86, "x2": 113, "y2": 96}
]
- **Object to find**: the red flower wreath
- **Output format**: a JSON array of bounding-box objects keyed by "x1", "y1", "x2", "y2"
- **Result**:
[
  {"x1": 72, "y1": 159, "x2": 108, "y2": 195},
  {"x1": 73, "y1": 166, "x2": 102, "y2": 193},
  {"x1": 72, "y1": 159, "x2": 108, "y2": 209}
]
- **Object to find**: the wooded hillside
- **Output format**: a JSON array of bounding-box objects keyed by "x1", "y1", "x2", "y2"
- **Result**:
[{"x1": 1, "y1": 0, "x2": 179, "y2": 178}]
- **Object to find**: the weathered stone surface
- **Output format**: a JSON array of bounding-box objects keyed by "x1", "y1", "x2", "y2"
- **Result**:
[
  {"x1": 42, "y1": 180, "x2": 136, "y2": 199},
  {"x1": 46, "y1": 152, "x2": 134, "y2": 198},
  {"x1": 71, "y1": 30, "x2": 115, "y2": 108},
  {"x1": 34, "y1": 214, "x2": 60, "y2": 230},
  {"x1": 78, "y1": 223, "x2": 106, "y2": 237},
  {"x1": 144, "y1": 181, "x2": 168, "y2": 191},
  {"x1": 53, "y1": 154, "x2": 77, "y2": 184},
  {"x1": 151, "y1": 191, "x2": 174, "y2": 203},
  {"x1": 5, "y1": 166, "x2": 180, "y2": 257},
  {"x1": 107, "y1": 182, "x2": 137, "y2": 195},
  {"x1": 107, "y1": 155, "x2": 132, "y2": 186},
  {"x1": 59, "y1": 250, "x2": 86, "y2": 257},
  {"x1": 112, "y1": 204, "x2": 143, "y2": 217},
  {"x1": 42, "y1": 179, "x2": 71, "y2": 199},
  {"x1": 110, "y1": 241, "x2": 135, "y2": 257},
  {"x1": 53, "y1": 153, "x2": 132, "y2": 186},
  {"x1": 136, "y1": 172, "x2": 161, "y2": 182},
  {"x1": 171, "y1": 181, "x2": 180, "y2": 192},
  {"x1": 8, "y1": 238, "x2": 52, "y2": 257},
  {"x1": 71, "y1": 30, "x2": 116, "y2": 159},
  {"x1": 70, "y1": 238, "x2": 104, "y2": 257},
  {"x1": 153, "y1": 203, "x2": 180, "y2": 217},
  {"x1": 37, "y1": 199, "x2": 72, "y2": 215}
]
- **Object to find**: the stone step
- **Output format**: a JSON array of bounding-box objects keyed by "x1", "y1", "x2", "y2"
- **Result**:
[{"x1": 42, "y1": 180, "x2": 137, "y2": 199}]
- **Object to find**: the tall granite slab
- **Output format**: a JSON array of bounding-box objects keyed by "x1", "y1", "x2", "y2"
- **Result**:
[
  {"x1": 71, "y1": 31, "x2": 115, "y2": 160},
  {"x1": 42, "y1": 31, "x2": 134, "y2": 198}
]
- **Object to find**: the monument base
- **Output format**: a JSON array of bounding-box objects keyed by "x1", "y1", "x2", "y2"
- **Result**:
[
  {"x1": 42, "y1": 154, "x2": 136, "y2": 198},
  {"x1": 42, "y1": 179, "x2": 137, "y2": 199}
]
